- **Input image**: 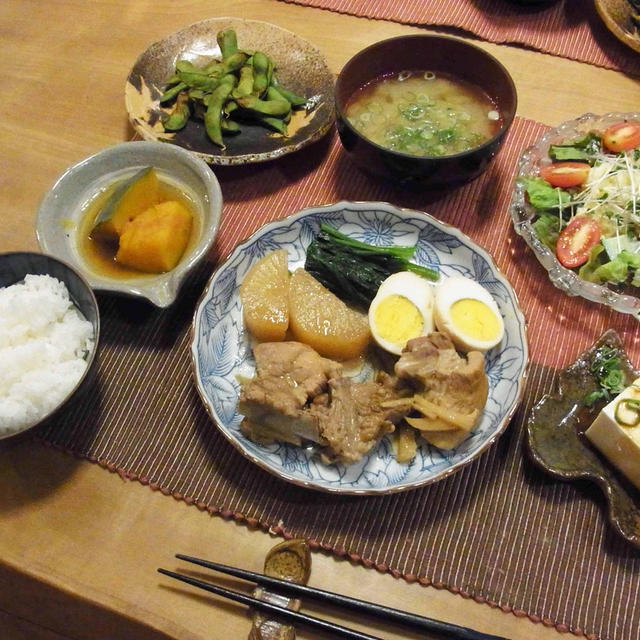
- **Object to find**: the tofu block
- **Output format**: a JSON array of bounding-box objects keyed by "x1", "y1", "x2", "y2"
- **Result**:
[{"x1": 585, "y1": 377, "x2": 640, "y2": 491}]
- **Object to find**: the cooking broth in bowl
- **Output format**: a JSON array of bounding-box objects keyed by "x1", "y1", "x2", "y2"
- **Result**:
[{"x1": 345, "y1": 70, "x2": 502, "y2": 157}]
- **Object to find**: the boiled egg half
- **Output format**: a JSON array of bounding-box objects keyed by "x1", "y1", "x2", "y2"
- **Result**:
[
  {"x1": 434, "y1": 276, "x2": 504, "y2": 352},
  {"x1": 368, "y1": 272, "x2": 435, "y2": 355}
]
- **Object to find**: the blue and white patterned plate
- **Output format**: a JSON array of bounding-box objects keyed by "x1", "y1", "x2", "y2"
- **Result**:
[{"x1": 191, "y1": 201, "x2": 528, "y2": 494}]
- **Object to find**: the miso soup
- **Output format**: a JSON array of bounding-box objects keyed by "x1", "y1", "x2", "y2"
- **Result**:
[{"x1": 345, "y1": 70, "x2": 502, "y2": 157}]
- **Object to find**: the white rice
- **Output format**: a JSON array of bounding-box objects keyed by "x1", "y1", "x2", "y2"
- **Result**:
[{"x1": 0, "y1": 274, "x2": 95, "y2": 435}]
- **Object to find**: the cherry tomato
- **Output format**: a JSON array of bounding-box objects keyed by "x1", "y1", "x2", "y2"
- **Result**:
[
  {"x1": 602, "y1": 122, "x2": 640, "y2": 152},
  {"x1": 556, "y1": 216, "x2": 601, "y2": 269},
  {"x1": 540, "y1": 162, "x2": 590, "y2": 188}
]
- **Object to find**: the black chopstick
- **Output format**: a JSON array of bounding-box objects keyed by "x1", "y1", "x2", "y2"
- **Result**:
[
  {"x1": 174, "y1": 554, "x2": 508, "y2": 640},
  {"x1": 158, "y1": 568, "x2": 382, "y2": 640}
]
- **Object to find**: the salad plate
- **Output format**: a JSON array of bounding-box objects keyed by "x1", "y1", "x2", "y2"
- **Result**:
[
  {"x1": 125, "y1": 17, "x2": 335, "y2": 166},
  {"x1": 191, "y1": 201, "x2": 528, "y2": 494},
  {"x1": 510, "y1": 112, "x2": 640, "y2": 318},
  {"x1": 527, "y1": 329, "x2": 640, "y2": 548}
]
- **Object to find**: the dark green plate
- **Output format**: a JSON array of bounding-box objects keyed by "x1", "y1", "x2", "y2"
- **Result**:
[{"x1": 527, "y1": 329, "x2": 640, "y2": 548}]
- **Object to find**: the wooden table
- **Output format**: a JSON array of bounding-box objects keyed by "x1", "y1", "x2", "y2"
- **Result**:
[{"x1": 2, "y1": 1, "x2": 640, "y2": 639}]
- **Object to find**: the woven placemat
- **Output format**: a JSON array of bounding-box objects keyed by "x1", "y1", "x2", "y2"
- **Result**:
[
  {"x1": 276, "y1": 0, "x2": 640, "y2": 75},
  {"x1": 38, "y1": 117, "x2": 640, "y2": 640}
]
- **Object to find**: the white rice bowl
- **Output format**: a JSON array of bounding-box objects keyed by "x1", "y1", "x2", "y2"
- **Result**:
[{"x1": 0, "y1": 274, "x2": 95, "y2": 434}]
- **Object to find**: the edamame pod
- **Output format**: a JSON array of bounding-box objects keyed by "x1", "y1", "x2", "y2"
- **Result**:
[
  {"x1": 162, "y1": 93, "x2": 190, "y2": 131},
  {"x1": 259, "y1": 115, "x2": 288, "y2": 135},
  {"x1": 251, "y1": 51, "x2": 271, "y2": 97},
  {"x1": 176, "y1": 60, "x2": 199, "y2": 73},
  {"x1": 176, "y1": 58, "x2": 221, "y2": 77},
  {"x1": 219, "y1": 52, "x2": 249, "y2": 76},
  {"x1": 177, "y1": 70, "x2": 220, "y2": 92},
  {"x1": 219, "y1": 73, "x2": 238, "y2": 87},
  {"x1": 160, "y1": 81, "x2": 187, "y2": 104},
  {"x1": 270, "y1": 81, "x2": 307, "y2": 108},
  {"x1": 232, "y1": 65, "x2": 254, "y2": 98},
  {"x1": 159, "y1": 28, "x2": 319, "y2": 144},
  {"x1": 217, "y1": 29, "x2": 238, "y2": 60},
  {"x1": 266, "y1": 85, "x2": 304, "y2": 109},
  {"x1": 236, "y1": 94, "x2": 291, "y2": 118},
  {"x1": 204, "y1": 83, "x2": 233, "y2": 148},
  {"x1": 224, "y1": 100, "x2": 238, "y2": 117},
  {"x1": 221, "y1": 118, "x2": 241, "y2": 134}
]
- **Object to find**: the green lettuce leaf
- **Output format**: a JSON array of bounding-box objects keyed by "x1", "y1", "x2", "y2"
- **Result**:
[
  {"x1": 578, "y1": 244, "x2": 607, "y2": 282},
  {"x1": 618, "y1": 249, "x2": 640, "y2": 268},
  {"x1": 548, "y1": 146, "x2": 590, "y2": 163},
  {"x1": 549, "y1": 132, "x2": 601, "y2": 164},
  {"x1": 532, "y1": 213, "x2": 561, "y2": 250},
  {"x1": 592, "y1": 258, "x2": 632, "y2": 284},
  {"x1": 580, "y1": 248, "x2": 640, "y2": 285},
  {"x1": 521, "y1": 176, "x2": 571, "y2": 210}
]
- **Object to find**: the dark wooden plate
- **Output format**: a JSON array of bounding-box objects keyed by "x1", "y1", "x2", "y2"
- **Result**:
[{"x1": 527, "y1": 329, "x2": 640, "y2": 548}]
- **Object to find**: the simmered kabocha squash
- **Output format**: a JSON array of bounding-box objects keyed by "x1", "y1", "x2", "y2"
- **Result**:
[
  {"x1": 115, "y1": 200, "x2": 193, "y2": 273},
  {"x1": 92, "y1": 166, "x2": 160, "y2": 240}
]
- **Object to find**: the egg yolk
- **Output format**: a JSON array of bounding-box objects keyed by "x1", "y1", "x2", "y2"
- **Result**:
[
  {"x1": 449, "y1": 299, "x2": 500, "y2": 341},
  {"x1": 372, "y1": 294, "x2": 423, "y2": 348}
]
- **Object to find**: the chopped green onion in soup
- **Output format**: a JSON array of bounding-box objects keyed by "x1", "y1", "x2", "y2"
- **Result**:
[{"x1": 345, "y1": 70, "x2": 501, "y2": 157}]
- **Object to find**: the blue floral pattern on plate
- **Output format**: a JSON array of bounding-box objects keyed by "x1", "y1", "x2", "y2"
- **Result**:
[{"x1": 191, "y1": 201, "x2": 528, "y2": 494}]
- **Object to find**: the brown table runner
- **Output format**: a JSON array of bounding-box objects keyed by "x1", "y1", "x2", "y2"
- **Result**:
[
  {"x1": 275, "y1": 0, "x2": 640, "y2": 75},
  {"x1": 38, "y1": 117, "x2": 640, "y2": 640}
]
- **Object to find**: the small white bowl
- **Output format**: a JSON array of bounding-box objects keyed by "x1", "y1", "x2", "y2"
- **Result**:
[{"x1": 36, "y1": 141, "x2": 223, "y2": 307}]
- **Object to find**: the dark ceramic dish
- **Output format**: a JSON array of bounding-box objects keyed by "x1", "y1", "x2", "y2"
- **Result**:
[
  {"x1": 334, "y1": 35, "x2": 517, "y2": 188},
  {"x1": 527, "y1": 330, "x2": 640, "y2": 548},
  {"x1": 126, "y1": 17, "x2": 335, "y2": 165},
  {"x1": 595, "y1": 0, "x2": 640, "y2": 54},
  {"x1": 0, "y1": 252, "x2": 100, "y2": 440}
]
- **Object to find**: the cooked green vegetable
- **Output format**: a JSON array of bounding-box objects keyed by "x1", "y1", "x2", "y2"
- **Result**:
[
  {"x1": 160, "y1": 81, "x2": 187, "y2": 104},
  {"x1": 232, "y1": 65, "x2": 254, "y2": 98},
  {"x1": 159, "y1": 29, "x2": 312, "y2": 146},
  {"x1": 204, "y1": 82, "x2": 234, "y2": 148},
  {"x1": 217, "y1": 29, "x2": 238, "y2": 60},
  {"x1": 584, "y1": 345, "x2": 626, "y2": 407},
  {"x1": 162, "y1": 92, "x2": 190, "y2": 131},
  {"x1": 258, "y1": 115, "x2": 288, "y2": 134},
  {"x1": 236, "y1": 94, "x2": 291, "y2": 117},
  {"x1": 251, "y1": 51, "x2": 272, "y2": 96},
  {"x1": 304, "y1": 224, "x2": 438, "y2": 309},
  {"x1": 270, "y1": 79, "x2": 307, "y2": 107}
]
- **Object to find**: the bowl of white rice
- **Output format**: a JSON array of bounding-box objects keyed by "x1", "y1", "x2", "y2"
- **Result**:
[{"x1": 0, "y1": 252, "x2": 99, "y2": 439}]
